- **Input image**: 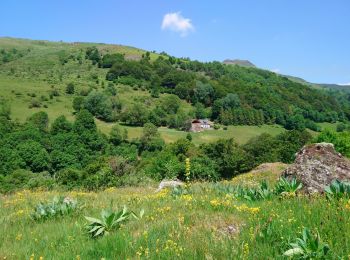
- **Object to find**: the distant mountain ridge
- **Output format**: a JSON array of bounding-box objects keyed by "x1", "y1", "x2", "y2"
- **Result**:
[
  {"x1": 285, "y1": 75, "x2": 350, "y2": 92},
  {"x1": 222, "y1": 59, "x2": 256, "y2": 67}
]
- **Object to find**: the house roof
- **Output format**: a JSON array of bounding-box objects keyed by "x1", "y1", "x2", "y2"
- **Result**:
[{"x1": 192, "y1": 119, "x2": 211, "y2": 124}]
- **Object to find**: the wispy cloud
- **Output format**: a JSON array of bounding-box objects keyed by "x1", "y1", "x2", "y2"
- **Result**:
[
  {"x1": 338, "y1": 82, "x2": 350, "y2": 86},
  {"x1": 161, "y1": 12, "x2": 194, "y2": 37},
  {"x1": 270, "y1": 68, "x2": 280, "y2": 73}
]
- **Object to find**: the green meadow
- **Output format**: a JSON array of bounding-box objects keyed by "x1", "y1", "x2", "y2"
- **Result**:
[{"x1": 1, "y1": 169, "x2": 350, "y2": 259}]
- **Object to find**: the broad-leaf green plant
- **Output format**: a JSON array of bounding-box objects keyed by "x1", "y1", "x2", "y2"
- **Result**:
[
  {"x1": 275, "y1": 177, "x2": 303, "y2": 195},
  {"x1": 85, "y1": 206, "x2": 144, "y2": 238},
  {"x1": 325, "y1": 180, "x2": 350, "y2": 200},
  {"x1": 283, "y1": 228, "x2": 330, "y2": 259},
  {"x1": 31, "y1": 196, "x2": 79, "y2": 221}
]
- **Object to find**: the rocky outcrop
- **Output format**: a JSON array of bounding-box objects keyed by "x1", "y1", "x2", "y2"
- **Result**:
[
  {"x1": 283, "y1": 143, "x2": 350, "y2": 193},
  {"x1": 222, "y1": 59, "x2": 256, "y2": 67}
]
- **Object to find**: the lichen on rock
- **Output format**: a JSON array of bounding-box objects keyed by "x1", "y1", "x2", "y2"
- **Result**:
[{"x1": 283, "y1": 143, "x2": 350, "y2": 193}]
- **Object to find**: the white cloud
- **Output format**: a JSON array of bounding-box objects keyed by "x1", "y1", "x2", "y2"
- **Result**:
[
  {"x1": 338, "y1": 82, "x2": 350, "y2": 86},
  {"x1": 270, "y1": 68, "x2": 280, "y2": 73},
  {"x1": 161, "y1": 12, "x2": 194, "y2": 37}
]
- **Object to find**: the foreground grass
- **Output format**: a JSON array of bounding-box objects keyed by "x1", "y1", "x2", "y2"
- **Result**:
[{"x1": 1, "y1": 173, "x2": 350, "y2": 259}]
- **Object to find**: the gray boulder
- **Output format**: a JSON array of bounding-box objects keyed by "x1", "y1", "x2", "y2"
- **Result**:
[{"x1": 283, "y1": 143, "x2": 350, "y2": 193}]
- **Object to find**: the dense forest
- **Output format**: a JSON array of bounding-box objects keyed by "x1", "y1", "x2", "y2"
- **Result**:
[
  {"x1": 1, "y1": 104, "x2": 350, "y2": 192},
  {"x1": 81, "y1": 47, "x2": 350, "y2": 131},
  {"x1": 0, "y1": 107, "x2": 314, "y2": 192}
]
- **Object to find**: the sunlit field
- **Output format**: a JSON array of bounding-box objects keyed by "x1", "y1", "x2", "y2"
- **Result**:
[{"x1": 2, "y1": 170, "x2": 350, "y2": 259}]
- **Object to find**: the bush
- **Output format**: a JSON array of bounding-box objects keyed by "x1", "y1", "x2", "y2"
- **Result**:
[
  {"x1": 140, "y1": 123, "x2": 165, "y2": 152},
  {"x1": 28, "y1": 111, "x2": 49, "y2": 131},
  {"x1": 17, "y1": 140, "x2": 51, "y2": 172},
  {"x1": 51, "y1": 115, "x2": 72, "y2": 134},
  {"x1": 336, "y1": 122, "x2": 347, "y2": 132},
  {"x1": 28, "y1": 99, "x2": 41, "y2": 108},
  {"x1": 72, "y1": 96, "x2": 85, "y2": 112},
  {"x1": 144, "y1": 151, "x2": 183, "y2": 180},
  {"x1": 120, "y1": 103, "x2": 149, "y2": 126},
  {"x1": 0, "y1": 99, "x2": 11, "y2": 119},
  {"x1": 0, "y1": 169, "x2": 54, "y2": 193},
  {"x1": 49, "y1": 89, "x2": 60, "y2": 97},
  {"x1": 55, "y1": 168, "x2": 84, "y2": 189},
  {"x1": 106, "y1": 82, "x2": 117, "y2": 96},
  {"x1": 66, "y1": 82, "x2": 75, "y2": 94},
  {"x1": 315, "y1": 130, "x2": 350, "y2": 157},
  {"x1": 109, "y1": 125, "x2": 127, "y2": 145},
  {"x1": 190, "y1": 156, "x2": 219, "y2": 181},
  {"x1": 84, "y1": 91, "x2": 113, "y2": 121}
]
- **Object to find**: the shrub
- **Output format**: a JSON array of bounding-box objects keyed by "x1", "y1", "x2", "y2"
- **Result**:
[
  {"x1": 140, "y1": 123, "x2": 165, "y2": 152},
  {"x1": 51, "y1": 115, "x2": 72, "y2": 135},
  {"x1": 55, "y1": 168, "x2": 84, "y2": 189},
  {"x1": 0, "y1": 99, "x2": 11, "y2": 119},
  {"x1": 109, "y1": 125, "x2": 128, "y2": 145},
  {"x1": 106, "y1": 82, "x2": 117, "y2": 96},
  {"x1": 336, "y1": 122, "x2": 347, "y2": 132},
  {"x1": 84, "y1": 91, "x2": 113, "y2": 122},
  {"x1": 66, "y1": 83, "x2": 75, "y2": 94},
  {"x1": 17, "y1": 140, "x2": 51, "y2": 172},
  {"x1": 315, "y1": 130, "x2": 350, "y2": 157},
  {"x1": 28, "y1": 111, "x2": 49, "y2": 131},
  {"x1": 120, "y1": 103, "x2": 149, "y2": 126},
  {"x1": 49, "y1": 89, "x2": 60, "y2": 97},
  {"x1": 190, "y1": 156, "x2": 219, "y2": 181},
  {"x1": 29, "y1": 99, "x2": 41, "y2": 108},
  {"x1": 73, "y1": 96, "x2": 85, "y2": 112},
  {"x1": 144, "y1": 151, "x2": 183, "y2": 180},
  {"x1": 0, "y1": 169, "x2": 54, "y2": 193}
]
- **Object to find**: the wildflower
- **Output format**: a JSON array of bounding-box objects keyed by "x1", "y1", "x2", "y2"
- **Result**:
[
  {"x1": 16, "y1": 233, "x2": 22, "y2": 241},
  {"x1": 185, "y1": 158, "x2": 191, "y2": 182},
  {"x1": 210, "y1": 199, "x2": 221, "y2": 207},
  {"x1": 345, "y1": 200, "x2": 350, "y2": 210},
  {"x1": 243, "y1": 242, "x2": 249, "y2": 257},
  {"x1": 15, "y1": 209, "x2": 24, "y2": 217},
  {"x1": 143, "y1": 231, "x2": 148, "y2": 238},
  {"x1": 235, "y1": 204, "x2": 260, "y2": 214},
  {"x1": 181, "y1": 194, "x2": 193, "y2": 202}
]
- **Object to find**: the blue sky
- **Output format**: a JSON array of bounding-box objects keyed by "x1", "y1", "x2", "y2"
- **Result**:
[{"x1": 1, "y1": 0, "x2": 349, "y2": 84}]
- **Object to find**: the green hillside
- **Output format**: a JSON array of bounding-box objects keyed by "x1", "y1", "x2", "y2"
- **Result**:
[{"x1": 1, "y1": 37, "x2": 349, "y2": 142}]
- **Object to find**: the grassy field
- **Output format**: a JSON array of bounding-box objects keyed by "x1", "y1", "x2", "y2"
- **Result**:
[
  {"x1": 96, "y1": 122, "x2": 285, "y2": 145},
  {"x1": 1, "y1": 167, "x2": 350, "y2": 259}
]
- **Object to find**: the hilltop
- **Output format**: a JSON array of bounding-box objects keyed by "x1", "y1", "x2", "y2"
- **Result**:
[{"x1": 222, "y1": 59, "x2": 256, "y2": 67}]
